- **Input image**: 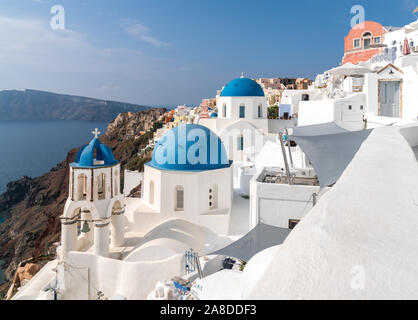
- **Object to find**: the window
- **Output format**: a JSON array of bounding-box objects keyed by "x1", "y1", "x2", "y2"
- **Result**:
[
  {"x1": 237, "y1": 135, "x2": 244, "y2": 151},
  {"x1": 223, "y1": 104, "x2": 227, "y2": 117},
  {"x1": 362, "y1": 32, "x2": 372, "y2": 49},
  {"x1": 289, "y1": 219, "x2": 300, "y2": 230},
  {"x1": 353, "y1": 38, "x2": 361, "y2": 49},
  {"x1": 258, "y1": 105, "x2": 262, "y2": 118},
  {"x1": 239, "y1": 105, "x2": 245, "y2": 118},
  {"x1": 175, "y1": 186, "x2": 184, "y2": 211},
  {"x1": 302, "y1": 94, "x2": 310, "y2": 101},
  {"x1": 348, "y1": 105, "x2": 352, "y2": 110},
  {"x1": 374, "y1": 37, "x2": 381, "y2": 44},
  {"x1": 149, "y1": 180, "x2": 154, "y2": 204},
  {"x1": 98, "y1": 173, "x2": 106, "y2": 200},
  {"x1": 77, "y1": 174, "x2": 88, "y2": 201},
  {"x1": 360, "y1": 105, "x2": 364, "y2": 111}
]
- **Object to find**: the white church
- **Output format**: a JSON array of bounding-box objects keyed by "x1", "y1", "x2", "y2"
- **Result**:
[
  {"x1": 199, "y1": 76, "x2": 294, "y2": 165},
  {"x1": 136, "y1": 123, "x2": 234, "y2": 235}
]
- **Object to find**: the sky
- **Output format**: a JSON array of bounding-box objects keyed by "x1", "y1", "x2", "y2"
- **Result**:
[{"x1": 0, "y1": 0, "x2": 417, "y2": 106}]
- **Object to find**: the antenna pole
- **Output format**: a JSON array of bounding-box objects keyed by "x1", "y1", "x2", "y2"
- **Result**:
[{"x1": 279, "y1": 132, "x2": 292, "y2": 185}]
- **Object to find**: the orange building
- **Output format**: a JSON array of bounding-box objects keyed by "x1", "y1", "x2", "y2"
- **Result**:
[{"x1": 342, "y1": 21, "x2": 386, "y2": 65}]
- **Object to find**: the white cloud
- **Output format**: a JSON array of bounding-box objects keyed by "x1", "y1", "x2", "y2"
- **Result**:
[
  {"x1": 0, "y1": 15, "x2": 209, "y2": 105},
  {"x1": 121, "y1": 18, "x2": 170, "y2": 48}
]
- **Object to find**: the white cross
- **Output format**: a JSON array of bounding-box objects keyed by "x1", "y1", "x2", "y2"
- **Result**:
[
  {"x1": 240, "y1": 72, "x2": 244, "y2": 78},
  {"x1": 92, "y1": 128, "x2": 101, "y2": 138}
]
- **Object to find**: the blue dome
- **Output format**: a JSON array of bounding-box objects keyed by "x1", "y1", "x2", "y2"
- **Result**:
[
  {"x1": 71, "y1": 137, "x2": 118, "y2": 168},
  {"x1": 148, "y1": 124, "x2": 232, "y2": 172},
  {"x1": 220, "y1": 77, "x2": 265, "y2": 97}
]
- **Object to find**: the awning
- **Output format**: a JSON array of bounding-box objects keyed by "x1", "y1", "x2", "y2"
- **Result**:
[
  {"x1": 291, "y1": 122, "x2": 373, "y2": 187},
  {"x1": 327, "y1": 63, "x2": 372, "y2": 76},
  {"x1": 209, "y1": 223, "x2": 291, "y2": 262},
  {"x1": 291, "y1": 122, "x2": 348, "y2": 137}
]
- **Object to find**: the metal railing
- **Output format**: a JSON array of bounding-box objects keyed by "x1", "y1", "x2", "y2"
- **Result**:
[
  {"x1": 185, "y1": 249, "x2": 198, "y2": 274},
  {"x1": 184, "y1": 248, "x2": 203, "y2": 279}
]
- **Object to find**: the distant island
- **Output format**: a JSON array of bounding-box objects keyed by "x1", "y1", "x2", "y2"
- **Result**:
[{"x1": 0, "y1": 89, "x2": 151, "y2": 121}]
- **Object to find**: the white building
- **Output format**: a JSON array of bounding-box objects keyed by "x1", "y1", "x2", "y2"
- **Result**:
[
  {"x1": 137, "y1": 124, "x2": 234, "y2": 235},
  {"x1": 12, "y1": 126, "x2": 237, "y2": 300},
  {"x1": 200, "y1": 77, "x2": 295, "y2": 164},
  {"x1": 247, "y1": 123, "x2": 418, "y2": 299},
  {"x1": 249, "y1": 167, "x2": 325, "y2": 230},
  {"x1": 298, "y1": 18, "x2": 418, "y2": 131},
  {"x1": 175, "y1": 105, "x2": 193, "y2": 117},
  {"x1": 189, "y1": 122, "x2": 418, "y2": 300}
]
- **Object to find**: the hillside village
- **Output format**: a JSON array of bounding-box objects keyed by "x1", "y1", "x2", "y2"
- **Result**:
[{"x1": 3, "y1": 16, "x2": 418, "y2": 300}]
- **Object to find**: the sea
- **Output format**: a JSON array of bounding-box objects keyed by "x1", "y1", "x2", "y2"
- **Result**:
[{"x1": 0, "y1": 120, "x2": 108, "y2": 285}]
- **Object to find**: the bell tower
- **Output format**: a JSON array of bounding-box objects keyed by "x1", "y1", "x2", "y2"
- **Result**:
[{"x1": 60, "y1": 129, "x2": 125, "y2": 258}]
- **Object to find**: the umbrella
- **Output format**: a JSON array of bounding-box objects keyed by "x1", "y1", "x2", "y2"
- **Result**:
[
  {"x1": 327, "y1": 63, "x2": 371, "y2": 76},
  {"x1": 403, "y1": 37, "x2": 411, "y2": 55}
]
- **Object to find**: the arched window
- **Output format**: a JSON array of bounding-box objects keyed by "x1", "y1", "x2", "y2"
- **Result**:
[
  {"x1": 77, "y1": 174, "x2": 87, "y2": 201},
  {"x1": 239, "y1": 105, "x2": 245, "y2": 118},
  {"x1": 223, "y1": 104, "x2": 227, "y2": 117},
  {"x1": 362, "y1": 31, "x2": 372, "y2": 49},
  {"x1": 149, "y1": 180, "x2": 155, "y2": 204},
  {"x1": 175, "y1": 186, "x2": 184, "y2": 211},
  {"x1": 209, "y1": 185, "x2": 218, "y2": 210},
  {"x1": 114, "y1": 171, "x2": 119, "y2": 196},
  {"x1": 98, "y1": 173, "x2": 106, "y2": 200},
  {"x1": 258, "y1": 105, "x2": 262, "y2": 118}
]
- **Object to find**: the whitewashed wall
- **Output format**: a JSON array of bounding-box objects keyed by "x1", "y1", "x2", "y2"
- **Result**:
[
  {"x1": 123, "y1": 170, "x2": 143, "y2": 196},
  {"x1": 249, "y1": 171, "x2": 329, "y2": 229},
  {"x1": 140, "y1": 165, "x2": 233, "y2": 235},
  {"x1": 216, "y1": 96, "x2": 268, "y2": 120},
  {"x1": 298, "y1": 94, "x2": 365, "y2": 131},
  {"x1": 60, "y1": 251, "x2": 184, "y2": 300}
]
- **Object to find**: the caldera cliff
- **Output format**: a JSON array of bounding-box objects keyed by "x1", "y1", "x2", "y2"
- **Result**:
[{"x1": 0, "y1": 108, "x2": 166, "y2": 295}]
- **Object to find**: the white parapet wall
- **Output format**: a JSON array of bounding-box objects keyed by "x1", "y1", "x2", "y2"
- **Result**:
[
  {"x1": 247, "y1": 123, "x2": 418, "y2": 299},
  {"x1": 60, "y1": 251, "x2": 184, "y2": 300},
  {"x1": 123, "y1": 170, "x2": 144, "y2": 197},
  {"x1": 298, "y1": 93, "x2": 366, "y2": 131}
]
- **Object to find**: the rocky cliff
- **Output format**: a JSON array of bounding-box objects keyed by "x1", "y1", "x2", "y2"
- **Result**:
[
  {"x1": 0, "y1": 108, "x2": 166, "y2": 295},
  {"x1": 0, "y1": 89, "x2": 152, "y2": 121}
]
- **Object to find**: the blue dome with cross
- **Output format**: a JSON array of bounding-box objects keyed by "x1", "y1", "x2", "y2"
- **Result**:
[
  {"x1": 71, "y1": 128, "x2": 119, "y2": 168},
  {"x1": 220, "y1": 77, "x2": 265, "y2": 97},
  {"x1": 148, "y1": 124, "x2": 232, "y2": 172}
]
